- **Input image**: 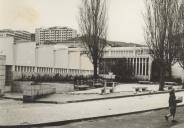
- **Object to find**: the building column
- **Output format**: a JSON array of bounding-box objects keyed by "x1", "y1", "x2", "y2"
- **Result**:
[
  {"x1": 132, "y1": 58, "x2": 135, "y2": 75},
  {"x1": 12, "y1": 43, "x2": 16, "y2": 72},
  {"x1": 148, "y1": 57, "x2": 152, "y2": 80},
  {"x1": 140, "y1": 58, "x2": 142, "y2": 76},
  {"x1": 135, "y1": 58, "x2": 137, "y2": 75},
  {"x1": 79, "y1": 53, "x2": 82, "y2": 74},
  {"x1": 35, "y1": 47, "x2": 38, "y2": 72},
  {"x1": 53, "y1": 50, "x2": 56, "y2": 73},
  {"x1": 67, "y1": 51, "x2": 70, "y2": 74},
  {"x1": 127, "y1": 58, "x2": 129, "y2": 70},
  {"x1": 137, "y1": 58, "x2": 140, "y2": 76},
  {"x1": 144, "y1": 58, "x2": 147, "y2": 78},
  {"x1": 141, "y1": 58, "x2": 144, "y2": 76},
  {"x1": 139, "y1": 58, "x2": 141, "y2": 76}
]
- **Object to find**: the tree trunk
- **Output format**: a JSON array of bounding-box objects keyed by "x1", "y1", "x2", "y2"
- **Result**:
[
  {"x1": 93, "y1": 60, "x2": 98, "y2": 79},
  {"x1": 167, "y1": 63, "x2": 172, "y2": 80},
  {"x1": 159, "y1": 66, "x2": 165, "y2": 91}
]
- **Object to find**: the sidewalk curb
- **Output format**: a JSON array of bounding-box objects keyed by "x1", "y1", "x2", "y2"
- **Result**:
[
  {"x1": 60, "y1": 89, "x2": 184, "y2": 104},
  {"x1": 1, "y1": 96, "x2": 22, "y2": 101},
  {"x1": 1, "y1": 104, "x2": 184, "y2": 128},
  {"x1": 2, "y1": 89, "x2": 184, "y2": 104},
  {"x1": 32, "y1": 89, "x2": 184, "y2": 104}
]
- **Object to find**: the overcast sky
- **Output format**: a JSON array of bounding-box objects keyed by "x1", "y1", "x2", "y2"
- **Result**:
[{"x1": 0, "y1": 0, "x2": 145, "y2": 44}]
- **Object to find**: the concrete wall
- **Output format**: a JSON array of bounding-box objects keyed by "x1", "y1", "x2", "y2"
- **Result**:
[
  {"x1": 69, "y1": 51, "x2": 80, "y2": 69},
  {"x1": 37, "y1": 45, "x2": 54, "y2": 67},
  {"x1": 0, "y1": 55, "x2": 5, "y2": 95},
  {"x1": 15, "y1": 42, "x2": 36, "y2": 66},
  {"x1": 12, "y1": 81, "x2": 74, "y2": 93},
  {"x1": 0, "y1": 37, "x2": 93, "y2": 71},
  {"x1": 172, "y1": 62, "x2": 184, "y2": 82},
  {"x1": 0, "y1": 37, "x2": 14, "y2": 65},
  {"x1": 81, "y1": 54, "x2": 93, "y2": 70},
  {"x1": 55, "y1": 47, "x2": 68, "y2": 68}
]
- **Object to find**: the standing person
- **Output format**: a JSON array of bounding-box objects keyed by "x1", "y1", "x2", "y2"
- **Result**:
[{"x1": 165, "y1": 89, "x2": 177, "y2": 122}]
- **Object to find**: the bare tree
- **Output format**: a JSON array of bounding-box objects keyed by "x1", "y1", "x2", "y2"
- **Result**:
[
  {"x1": 177, "y1": 1, "x2": 184, "y2": 88},
  {"x1": 178, "y1": 42, "x2": 184, "y2": 88},
  {"x1": 78, "y1": 0, "x2": 108, "y2": 79},
  {"x1": 144, "y1": 0, "x2": 183, "y2": 91}
]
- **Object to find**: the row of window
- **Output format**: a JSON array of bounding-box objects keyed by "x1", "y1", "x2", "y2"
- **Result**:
[
  {"x1": 40, "y1": 36, "x2": 74, "y2": 39},
  {"x1": 14, "y1": 65, "x2": 93, "y2": 75},
  {"x1": 39, "y1": 31, "x2": 75, "y2": 34},
  {"x1": 39, "y1": 33, "x2": 75, "y2": 36},
  {"x1": 104, "y1": 50, "x2": 134, "y2": 56}
]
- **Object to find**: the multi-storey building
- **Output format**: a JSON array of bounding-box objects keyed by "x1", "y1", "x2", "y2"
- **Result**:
[
  {"x1": 0, "y1": 29, "x2": 32, "y2": 41},
  {"x1": 35, "y1": 27, "x2": 77, "y2": 45}
]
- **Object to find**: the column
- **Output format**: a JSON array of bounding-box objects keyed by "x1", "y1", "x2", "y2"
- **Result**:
[
  {"x1": 139, "y1": 58, "x2": 142, "y2": 76},
  {"x1": 144, "y1": 58, "x2": 146, "y2": 76},
  {"x1": 53, "y1": 50, "x2": 56, "y2": 73},
  {"x1": 127, "y1": 58, "x2": 129, "y2": 70},
  {"x1": 132, "y1": 58, "x2": 135, "y2": 75},
  {"x1": 137, "y1": 58, "x2": 140, "y2": 76},
  {"x1": 67, "y1": 51, "x2": 70, "y2": 74},
  {"x1": 79, "y1": 53, "x2": 82, "y2": 74},
  {"x1": 148, "y1": 57, "x2": 152, "y2": 80},
  {"x1": 12, "y1": 43, "x2": 16, "y2": 72},
  {"x1": 35, "y1": 47, "x2": 38, "y2": 73},
  {"x1": 142, "y1": 58, "x2": 144, "y2": 76},
  {"x1": 135, "y1": 58, "x2": 137, "y2": 75},
  {"x1": 144, "y1": 58, "x2": 147, "y2": 78}
]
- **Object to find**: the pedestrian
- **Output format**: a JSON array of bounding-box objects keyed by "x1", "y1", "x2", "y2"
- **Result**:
[{"x1": 165, "y1": 89, "x2": 177, "y2": 122}]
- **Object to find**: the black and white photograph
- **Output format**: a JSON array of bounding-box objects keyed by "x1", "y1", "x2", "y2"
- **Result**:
[{"x1": 0, "y1": 0, "x2": 184, "y2": 128}]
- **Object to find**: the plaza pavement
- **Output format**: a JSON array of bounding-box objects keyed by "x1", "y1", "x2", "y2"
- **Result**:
[
  {"x1": 0, "y1": 90, "x2": 184, "y2": 127},
  {"x1": 42, "y1": 106, "x2": 184, "y2": 128},
  {"x1": 3, "y1": 83, "x2": 182, "y2": 103}
]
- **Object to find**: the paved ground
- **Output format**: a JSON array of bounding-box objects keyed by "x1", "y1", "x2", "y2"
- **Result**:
[
  {"x1": 0, "y1": 91, "x2": 184, "y2": 127},
  {"x1": 40, "y1": 106, "x2": 184, "y2": 128},
  {"x1": 3, "y1": 83, "x2": 182, "y2": 103},
  {"x1": 1, "y1": 83, "x2": 183, "y2": 127}
]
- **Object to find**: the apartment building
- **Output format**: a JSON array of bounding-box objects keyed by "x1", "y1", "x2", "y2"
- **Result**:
[
  {"x1": 35, "y1": 27, "x2": 77, "y2": 45},
  {"x1": 0, "y1": 29, "x2": 32, "y2": 41}
]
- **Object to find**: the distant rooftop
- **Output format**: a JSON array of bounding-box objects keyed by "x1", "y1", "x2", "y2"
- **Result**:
[
  {"x1": 0, "y1": 29, "x2": 31, "y2": 33},
  {"x1": 64, "y1": 36, "x2": 146, "y2": 47},
  {"x1": 37, "y1": 26, "x2": 76, "y2": 31},
  {"x1": 107, "y1": 41, "x2": 146, "y2": 47}
]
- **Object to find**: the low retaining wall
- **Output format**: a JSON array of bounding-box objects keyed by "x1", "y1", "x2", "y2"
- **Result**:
[
  {"x1": 23, "y1": 85, "x2": 56, "y2": 102},
  {"x1": 11, "y1": 81, "x2": 33, "y2": 93},
  {"x1": 11, "y1": 81, "x2": 74, "y2": 93}
]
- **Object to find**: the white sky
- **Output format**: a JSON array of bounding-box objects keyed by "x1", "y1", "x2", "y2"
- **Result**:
[{"x1": 0, "y1": 0, "x2": 145, "y2": 44}]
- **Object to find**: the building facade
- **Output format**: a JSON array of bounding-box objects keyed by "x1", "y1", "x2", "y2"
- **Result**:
[
  {"x1": 0, "y1": 29, "x2": 32, "y2": 41},
  {"x1": 0, "y1": 55, "x2": 5, "y2": 95},
  {"x1": 102, "y1": 46, "x2": 153, "y2": 80},
  {"x1": 35, "y1": 27, "x2": 77, "y2": 45},
  {"x1": 1, "y1": 34, "x2": 184, "y2": 85},
  {"x1": 0, "y1": 37, "x2": 93, "y2": 81}
]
